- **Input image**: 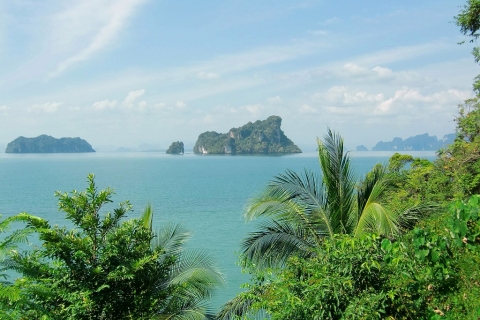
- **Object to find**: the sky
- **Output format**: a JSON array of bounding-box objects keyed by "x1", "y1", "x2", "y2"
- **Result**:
[{"x1": 0, "y1": 0, "x2": 478, "y2": 151}]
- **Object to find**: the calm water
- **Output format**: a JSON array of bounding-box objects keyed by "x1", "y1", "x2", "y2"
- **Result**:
[{"x1": 0, "y1": 151, "x2": 436, "y2": 310}]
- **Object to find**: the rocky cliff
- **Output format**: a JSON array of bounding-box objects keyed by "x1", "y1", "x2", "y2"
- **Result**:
[
  {"x1": 372, "y1": 133, "x2": 455, "y2": 151},
  {"x1": 5, "y1": 135, "x2": 95, "y2": 153},
  {"x1": 166, "y1": 141, "x2": 184, "y2": 154},
  {"x1": 193, "y1": 116, "x2": 301, "y2": 154}
]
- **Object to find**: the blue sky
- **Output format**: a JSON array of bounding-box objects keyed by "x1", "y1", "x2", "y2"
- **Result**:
[{"x1": 0, "y1": 0, "x2": 478, "y2": 151}]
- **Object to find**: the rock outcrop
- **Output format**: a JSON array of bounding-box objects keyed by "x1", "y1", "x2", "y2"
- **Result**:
[
  {"x1": 5, "y1": 135, "x2": 95, "y2": 153},
  {"x1": 193, "y1": 116, "x2": 301, "y2": 154},
  {"x1": 372, "y1": 133, "x2": 455, "y2": 151},
  {"x1": 166, "y1": 141, "x2": 184, "y2": 154},
  {"x1": 356, "y1": 145, "x2": 368, "y2": 151}
]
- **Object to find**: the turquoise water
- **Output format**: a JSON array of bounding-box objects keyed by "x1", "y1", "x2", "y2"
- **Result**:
[{"x1": 0, "y1": 151, "x2": 436, "y2": 310}]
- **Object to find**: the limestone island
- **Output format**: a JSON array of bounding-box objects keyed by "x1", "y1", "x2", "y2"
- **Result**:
[
  {"x1": 193, "y1": 115, "x2": 302, "y2": 154},
  {"x1": 372, "y1": 133, "x2": 455, "y2": 151},
  {"x1": 166, "y1": 141, "x2": 184, "y2": 154},
  {"x1": 5, "y1": 135, "x2": 95, "y2": 153}
]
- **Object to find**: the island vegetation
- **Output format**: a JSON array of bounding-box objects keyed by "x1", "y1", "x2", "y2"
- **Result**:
[
  {"x1": 5, "y1": 135, "x2": 95, "y2": 153},
  {"x1": 166, "y1": 141, "x2": 184, "y2": 154},
  {"x1": 193, "y1": 115, "x2": 301, "y2": 154},
  {"x1": 1, "y1": 2, "x2": 480, "y2": 319}
]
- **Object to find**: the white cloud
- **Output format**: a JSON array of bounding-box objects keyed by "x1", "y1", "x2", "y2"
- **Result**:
[
  {"x1": 375, "y1": 87, "x2": 470, "y2": 114},
  {"x1": 124, "y1": 89, "x2": 145, "y2": 105},
  {"x1": 355, "y1": 41, "x2": 449, "y2": 67},
  {"x1": 138, "y1": 100, "x2": 147, "y2": 110},
  {"x1": 372, "y1": 66, "x2": 393, "y2": 77},
  {"x1": 0, "y1": 105, "x2": 9, "y2": 113},
  {"x1": 28, "y1": 102, "x2": 62, "y2": 113},
  {"x1": 342, "y1": 63, "x2": 367, "y2": 75},
  {"x1": 197, "y1": 71, "x2": 220, "y2": 79},
  {"x1": 49, "y1": 0, "x2": 148, "y2": 77},
  {"x1": 308, "y1": 29, "x2": 327, "y2": 36},
  {"x1": 92, "y1": 99, "x2": 117, "y2": 110},
  {"x1": 175, "y1": 101, "x2": 187, "y2": 109},
  {"x1": 245, "y1": 104, "x2": 263, "y2": 115},
  {"x1": 299, "y1": 104, "x2": 316, "y2": 114},
  {"x1": 313, "y1": 86, "x2": 384, "y2": 105},
  {"x1": 267, "y1": 96, "x2": 283, "y2": 104},
  {"x1": 203, "y1": 115, "x2": 214, "y2": 123},
  {"x1": 322, "y1": 17, "x2": 341, "y2": 25}
]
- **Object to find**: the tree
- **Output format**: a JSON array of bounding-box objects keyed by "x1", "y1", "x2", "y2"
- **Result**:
[
  {"x1": 5, "y1": 174, "x2": 223, "y2": 319},
  {"x1": 245, "y1": 195, "x2": 480, "y2": 319},
  {"x1": 218, "y1": 130, "x2": 426, "y2": 319},
  {"x1": 241, "y1": 130, "x2": 421, "y2": 268},
  {"x1": 0, "y1": 213, "x2": 45, "y2": 320}
]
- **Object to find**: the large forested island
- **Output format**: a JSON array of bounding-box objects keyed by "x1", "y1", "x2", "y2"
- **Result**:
[
  {"x1": 193, "y1": 115, "x2": 301, "y2": 154},
  {"x1": 371, "y1": 133, "x2": 455, "y2": 151},
  {"x1": 5, "y1": 135, "x2": 95, "y2": 153}
]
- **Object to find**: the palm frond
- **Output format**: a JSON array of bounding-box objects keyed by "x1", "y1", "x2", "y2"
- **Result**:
[
  {"x1": 242, "y1": 219, "x2": 317, "y2": 268},
  {"x1": 169, "y1": 249, "x2": 224, "y2": 295},
  {"x1": 317, "y1": 129, "x2": 356, "y2": 234},
  {"x1": 160, "y1": 249, "x2": 223, "y2": 320},
  {"x1": 140, "y1": 203, "x2": 154, "y2": 231},
  {"x1": 354, "y1": 167, "x2": 401, "y2": 237},
  {"x1": 217, "y1": 287, "x2": 268, "y2": 320},
  {"x1": 246, "y1": 169, "x2": 331, "y2": 237},
  {"x1": 397, "y1": 202, "x2": 439, "y2": 232},
  {"x1": 153, "y1": 223, "x2": 191, "y2": 257}
]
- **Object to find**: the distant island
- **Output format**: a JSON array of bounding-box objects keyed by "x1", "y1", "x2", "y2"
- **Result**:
[
  {"x1": 166, "y1": 141, "x2": 184, "y2": 154},
  {"x1": 193, "y1": 115, "x2": 302, "y2": 154},
  {"x1": 5, "y1": 135, "x2": 95, "y2": 153},
  {"x1": 371, "y1": 133, "x2": 455, "y2": 151},
  {"x1": 356, "y1": 145, "x2": 368, "y2": 151}
]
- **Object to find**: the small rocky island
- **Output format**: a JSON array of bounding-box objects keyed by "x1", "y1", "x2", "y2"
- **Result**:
[
  {"x1": 166, "y1": 141, "x2": 184, "y2": 154},
  {"x1": 193, "y1": 115, "x2": 301, "y2": 154},
  {"x1": 5, "y1": 135, "x2": 95, "y2": 153},
  {"x1": 372, "y1": 133, "x2": 455, "y2": 151}
]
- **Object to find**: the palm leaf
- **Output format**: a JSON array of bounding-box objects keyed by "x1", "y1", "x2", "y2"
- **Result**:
[
  {"x1": 242, "y1": 219, "x2": 317, "y2": 268},
  {"x1": 153, "y1": 223, "x2": 191, "y2": 258},
  {"x1": 317, "y1": 129, "x2": 356, "y2": 234}
]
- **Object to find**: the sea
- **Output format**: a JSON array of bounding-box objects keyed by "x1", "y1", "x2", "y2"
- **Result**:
[{"x1": 0, "y1": 151, "x2": 436, "y2": 311}]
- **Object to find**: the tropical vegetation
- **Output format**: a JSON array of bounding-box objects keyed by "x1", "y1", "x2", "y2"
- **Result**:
[
  {"x1": 215, "y1": 3, "x2": 480, "y2": 318},
  {"x1": 2, "y1": 2, "x2": 480, "y2": 319},
  {"x1": 0, "y1": 174, "x2": 223, "y2": 319}
]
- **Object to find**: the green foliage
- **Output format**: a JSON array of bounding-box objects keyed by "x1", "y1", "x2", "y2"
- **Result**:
[
  {"x1": 193, "y1": 116, "x2": 301, "y2": 154},
  {"x1": 456, "y1": 0, "x2": 480, "y2": 93},
  {"x1": 387, "y1": 153, "x2": 413, "y2": 172},
  {"x1": 0, "y1": 213, "x2": 45, "y2": 319},
  {"x1": 218, "y1": 130, "x2": 428, "y2": 319},
  {"x1": 3, "y1": 174, "x2": 223, "y2": 319},
  {"x1": 240, "y1": 130, "x2": 422, "y2": 269},
  {"x1": 387, "y1": 98, "x2": 480, "y2": 203},
  {"x1": 247, "y1": 196, "x2": 480, "y2": 319}
]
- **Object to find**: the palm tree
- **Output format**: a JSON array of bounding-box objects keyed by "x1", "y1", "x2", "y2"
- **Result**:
[
  {"x1": 0, "y1": 213, "x2": 45, "y2": 319},
  {"x1": 140, "y1": 204, "x2": 224, "y2": 319},
  {"x1": 241, "y1": 129, "x2": 416, "y2": 268},
  {"x1": 217, "y1": 130, "x2": 427, "y2": 319}
]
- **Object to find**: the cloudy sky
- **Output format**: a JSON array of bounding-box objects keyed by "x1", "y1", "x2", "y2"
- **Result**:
[{"x1": 0, "y1": 0, "x2": 478, "y2": 151}]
